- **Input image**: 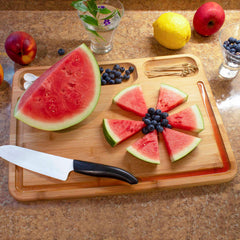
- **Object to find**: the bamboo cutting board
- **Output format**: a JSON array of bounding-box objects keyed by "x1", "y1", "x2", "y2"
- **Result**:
[{"x1": 8, "y1": 54, "x2": 237, "y2": 201}]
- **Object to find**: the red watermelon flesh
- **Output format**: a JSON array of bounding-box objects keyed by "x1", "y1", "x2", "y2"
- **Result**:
[
  {"x1": 113, "y1": 85, "x2": 148, "y2": 117},
  {"x1": 167, "y1": 104, "x2": 204, "y2": 133},
  {"x1": 14, "y1": 44, "x2": 101, "y2": 131},
  {"x1": 127, "y1": 130, "x2": 160, "y2": 164},
  {"x1": 156, "y1": 83, "x2": 188, "y2": 112},
  {"x1": 103, "y1": 119, "x2": 145, "y2": 147},
  {"x1": 162, "y1": 128, "x2": 201, "y2": 162}
]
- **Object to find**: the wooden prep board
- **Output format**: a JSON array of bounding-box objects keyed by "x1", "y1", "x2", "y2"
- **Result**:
[{"x1": 8, "y1": 54, "x2": 237, "y2": 201}]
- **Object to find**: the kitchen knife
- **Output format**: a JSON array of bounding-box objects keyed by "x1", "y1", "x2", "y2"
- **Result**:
[{"x1": 0, "y1": 145, "x2": 138, "y2": 184}]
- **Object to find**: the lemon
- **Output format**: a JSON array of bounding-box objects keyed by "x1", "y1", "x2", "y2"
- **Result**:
[{"x1": 153, "y1": 12, "x2": 191, "y2": 50}]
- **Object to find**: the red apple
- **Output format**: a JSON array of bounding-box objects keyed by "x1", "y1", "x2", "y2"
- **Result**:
[
  {"x1": 0, "y1": 64, "x2": 3, "y2": 85},
  {"x1": 193, "y1": 2, "x2": 225, "y2": 36},
  {"x1": 5, "y1": 31, "x2": 37, "y2": 65}
]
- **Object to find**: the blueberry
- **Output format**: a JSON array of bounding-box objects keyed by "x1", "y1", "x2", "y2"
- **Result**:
[
  {"x1": 99, "y1": 67, "x2": 104, "y2": 73},
  {"x1": 155, "y1": 109, "x2": 162, "y2": 115},
  {"x1": 156, "y1": 124, "x2": 164, "y2": 133},
  {"x1": 237, "y1": 40, "x2": 240, "y2": 44},
  {"x1": 166, "y1": 124, "x2": 172, "y2": 129},
  {"x1": 161, "y1": 112, "x2": 169, "y2": 119},
  {"x1": 102, "y1": 72, "x2": 108, "y2": 79},
  {"x1": 151, "y1": 120, "x2": 158, "y2": 126},
  {"x1": 58, "y1": 48, "x2": 65, "y2": 55},
  {"x1": 120, "y1": 67, "x2": 125, "y2": 72},
  {"x1": 123, "y1": 74, "x2": 130, "y2": 80},
  {"x1": 236, "y1": 44, "x2": 240, "y2": 52},
  {"x1": 109, "y1": 73, "x2": 115, "y2": 79},
  {"x1": 109, "y1": 79, "x2": 115, "y2": 84},
  {"x1": 105, "y1": 68, "x2": 111, "y2": 74},
  {"x1": 147, "y1": 124, "x2": 155, "y2": 132},
  {"x1": 115, "y1": 71, "x2": 121, "y2": 78},
  {"x1": 230, "y1": 48, "x2": 236, "y2": 53},
  {"x1": 148, "y1": 108, "x2": 155, "y2": 115},
  {"x1": 125, "y1": 70, "x2": 131, "y2": 75},
  {"x1": 129, "y1": 66, "x2": 134, "y2": 73},
  {"x1": 145, "y1": 113, "x2": 151, "y2": 118},
  {"x1": 161, "y1": 119, "x2": 169, "y2": 127},
  {"x1": 144, "y1": 118, "x2": 151, "y2": 125},
  {"x1": 153, "y1": 115, "x2": 161, "y2": 122},
  {"x1": 105, "y1": 76, "x2": 111, "y2": 82},
  {"x1": 101, "y1": 79, "x2": 107, "y2": 85},
  {"x1": 115, "y1": 78, "x2": 122, "y2": 84},
  {"x1": 228, "y1": 37, "x2": 236, "y2": 43},
  {"x1": 142, "y1": 127, "x2": 149, "y2": 134},
  {"x1": 113, "y1": 64, "x2": 120, "y2": 71}
]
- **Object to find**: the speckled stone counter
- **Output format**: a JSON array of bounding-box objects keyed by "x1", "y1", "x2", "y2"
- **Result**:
[{"x1": 0, "y1": 1, "x2": 240, "y2": 239}]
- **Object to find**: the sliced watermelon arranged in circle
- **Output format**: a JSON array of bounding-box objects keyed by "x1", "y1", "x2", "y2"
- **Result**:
[
  {"x1": 103, "y1": 119, "x2": 145, "y2": 147},
  {"x1": 156, "y1": 83, "x2": 188, "y2": 112},
  {"x1": 162, "y1": 128, "x2": 201, "y2": 162},
  {"x1": 104, "y1": 83, "x2": 204, "y2": 164},
  {"x1": 168, "y1": 104, "x2": 204, "y2": 133},
  {"x1": 127, "y1": 130, "x2": 160, "y2": 164},
  {"x1": 14, "y1": 44, "x2": 101, "y2": 131},
  {"x1": 113, "y1": 85, "x2": 148, "y2": 117}
]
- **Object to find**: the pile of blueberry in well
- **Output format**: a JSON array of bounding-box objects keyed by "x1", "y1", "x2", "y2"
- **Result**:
[
  {"x1": 142, "y1": 108, "x2": 172, "y2": 134},
  {"x1": 100, "y1": 64, "x2": 134, "y2": 85},
  {"x1": 223, "y1": 37, "x2": 240, "y2": 55}
]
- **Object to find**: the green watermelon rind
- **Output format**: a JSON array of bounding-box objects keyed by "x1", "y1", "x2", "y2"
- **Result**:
[
  {"x1": 160, "y1": 83, "x2": 188, "y2": 101},
  {"x1": 113, "y1": 85, "x2": 140, "y2": 103},
  {"x1": 190, "y1": 104, "x2": 205, "y2": 132},
  {"x1": 126, "y1": 146, "x2": 160, "y2": 164},
  {"x1": 102, "y1": 119, "x2": 120, "y2": 147},
  {"x1": 14, "y1": 44, "x2": 101, "y2": 131},
  {"x1": 170, "y1": 137, "x2": 201, "y2": 162}
]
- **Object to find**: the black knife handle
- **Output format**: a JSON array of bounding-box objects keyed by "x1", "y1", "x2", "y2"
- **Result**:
[{"x1": 73, "y1": 160, "x2": 138, "y2": 184}]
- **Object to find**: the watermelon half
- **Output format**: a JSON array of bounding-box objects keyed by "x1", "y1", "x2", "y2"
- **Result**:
[
  {"x1": 162, "y1": 128, "x2": 201, "y2": 162},
  {"x1": 168, "y1": 104, "x2": 204, "y2": 132},
  {"x1": 113, "y1": 85, "x2": 148, "y2": 117},
  {"x1": 156, "y1": 83, "x2": 188, "y2": 112},
  {"x1": 103, "y1": 119, "x2": 145, "y2": 147},
  {"x1": 14, "y1": 44, "x2": 101, "y2": 131},
  {"x1": 127, "y1": 130, "x2": 160, "y2": 164}
]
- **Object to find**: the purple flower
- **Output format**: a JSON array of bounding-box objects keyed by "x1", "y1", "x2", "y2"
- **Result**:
[
  {"x1": 104, "y1": 19, "x2": 111, "y2": 26},
  {"x1": 98, "y1": 5, "x2": 105, "y2": 9}
]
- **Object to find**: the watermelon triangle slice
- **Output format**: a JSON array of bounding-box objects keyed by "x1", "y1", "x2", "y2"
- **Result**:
[
  {"x1": 113, "y1": 85, "x2": 148, "y2": 117},
  {"x1": 103, "y1": 119, "x2": 145, "y2": 147},
  {"x1": 127, "y1": 130, "x2": 160, "y2": 164},
  {"x1": 14, "y1": 44, "x2": 101, "y2": 131},
  {"x1": 156, "y1": 84, "x2": 188, "y2": 112},
  {"x1": 162, "y1": 128, "x2": 201, "y2": 162},
  {"x1": 168, "y1": 104, "x2": 204, "y2": 132}
]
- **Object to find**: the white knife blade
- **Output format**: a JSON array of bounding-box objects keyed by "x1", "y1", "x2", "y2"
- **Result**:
[{"x1": 0, "y1": 145, "x2": 138, "y2": 184}]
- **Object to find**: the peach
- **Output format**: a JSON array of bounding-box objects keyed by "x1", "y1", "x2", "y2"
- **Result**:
[{"x1": 5, "y1": 31, "x2": 37, "y2": 65}]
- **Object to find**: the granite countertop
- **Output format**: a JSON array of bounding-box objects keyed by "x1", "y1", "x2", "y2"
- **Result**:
[{"x1": 0, "y1": 1, "x2": 240, "y2": 239}]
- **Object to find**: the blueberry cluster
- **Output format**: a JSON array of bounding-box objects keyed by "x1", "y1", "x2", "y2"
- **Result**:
[
  {"x1": 100, "y1": 64, "x2": 134, "y2": 85},
  {"x1": 142, "y1": 108, "x2": 172, "y2": 134},
  {"x1": 223, "y1": 37, "x2": 240, "y2": 55}
]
